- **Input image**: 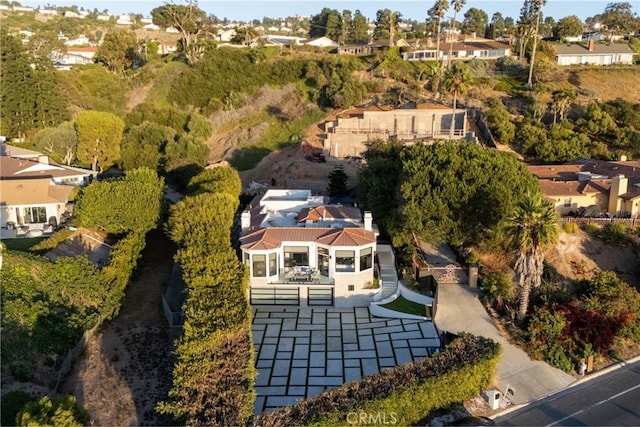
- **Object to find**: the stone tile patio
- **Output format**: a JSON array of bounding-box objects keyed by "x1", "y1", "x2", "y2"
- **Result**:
[{"x1": 252, "y1": 307, "x2": 441, "y2": 414}]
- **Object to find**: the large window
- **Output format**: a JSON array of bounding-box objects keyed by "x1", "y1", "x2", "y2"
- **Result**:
[
  {"x1": 23, "y1": 206, "x2": 47, "y2": 224},
  {"x1": 252, "y1": 254, "x2": 266, "y2": 277},
  {"x1": 284, "y1": 246, "x2": 309, "y2": 267},
  {"x1": 269, "y1": 253, "x2": 277, "y2": 276},
  {"x1": 360, "y1": 247, "x2": 373, "y2": 271},
  {"x1": 335, "y1": 250, "x2": 355, "y2": 272}
]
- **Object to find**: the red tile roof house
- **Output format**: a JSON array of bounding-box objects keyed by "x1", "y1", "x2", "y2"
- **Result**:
[
  {"x1": 239, "y1": 189, "x2": 379, "y2": 307},
  {"x1": 527, "y1": 158, "x2": 640, "y2": 218},
  {"x1": 0, "y1": 150, "x2": 96, "y2": 237}
]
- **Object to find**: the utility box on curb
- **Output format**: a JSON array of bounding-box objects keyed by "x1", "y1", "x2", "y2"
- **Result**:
[
  {"x1": 486, "y1": 389, "x2": 501, "y2": 410},
  {"x1": 469, "y1": 266, "x2": 478, "y2": 288}
]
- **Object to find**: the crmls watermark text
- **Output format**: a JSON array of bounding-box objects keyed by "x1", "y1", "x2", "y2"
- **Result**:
[{"x1": 346, "y1": 411, "x2": 399, "y2": 425}]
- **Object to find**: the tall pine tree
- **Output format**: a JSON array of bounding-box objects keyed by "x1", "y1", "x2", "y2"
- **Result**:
[{"x1": 0, "y1": 31, "x2": 68, "y2": 139}]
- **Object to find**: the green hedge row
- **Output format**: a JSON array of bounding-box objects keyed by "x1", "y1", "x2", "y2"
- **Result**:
[
  {"x1": 254, "y1": 334, "x2": 501, "y2": 427},
  {"x1": 159, "y1": 167, "x2": 255, "y2": 426}
]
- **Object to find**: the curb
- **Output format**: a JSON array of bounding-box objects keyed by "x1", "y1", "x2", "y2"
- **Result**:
[{"x1": 490, "y1": 355, "x2": 640, "y2": 420}]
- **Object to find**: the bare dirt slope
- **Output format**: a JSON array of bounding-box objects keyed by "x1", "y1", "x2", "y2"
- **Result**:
[
  {"x1": 546, "y1": 229, "x2": 639, "y2": 287},
  {"x1": 238, "y1": 143, "x2": 362, "y2": 194},
  {"x1": 206, "y1": 84, "x2": 318, "y2": 164},
  {"x1": 60, "y1": 229, "x2": 177, "y2": 426}
]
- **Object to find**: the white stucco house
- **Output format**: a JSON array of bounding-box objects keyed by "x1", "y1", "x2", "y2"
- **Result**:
[
  {"x1": 304, "y1": 36, "x2": 338, "y2": 48},
  {"x1": 0, "y1": 150, "x2": 96, "y2": 232},
  {"x1": 239, "y1": 189, "x2": 379, "y2": 307},
  {"x1": 555, "y1": 40, "x2": 634, "y2": 65}
]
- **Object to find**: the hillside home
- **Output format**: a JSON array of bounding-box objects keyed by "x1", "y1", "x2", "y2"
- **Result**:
[
  {"x1": 142, "y1": 23, "x2": 160, "y2": 31},
  {"x1": 0, "y1": 152, "x2": 96, "y2": 232},
  {"x1": 304, "y1": 36, "x2": 338, "y2": 48},
  {"x1": 116, "y1": 15, "x2": 133, "y2": 26},
  {"x1": 555, "y1": 40, "x2": 634, "y2": 65},
  {"x1": 239, "y1": 189, "x2": 379, "y2": 307},
  {"x1": 403, "y1": 37, "x2": 511, "y2": 61},
  {"x1": 63, "y1": 11, "x2": 83, "y2": 19},
  {"x1": 53, "y1": 46, "x2": 97, "y2": 68},
  {"x1": 527, "y1": 158, "x2": 640, "y2": 217},
  {"x1": 323, "y1": 104, "x2": 469, "y2": 158},
  {"x1": 217, "y1": 29, "x2": 236, "y2": 42},
  {"x1": 38, "y1": 8, "x2": 58, "y2": 15}
]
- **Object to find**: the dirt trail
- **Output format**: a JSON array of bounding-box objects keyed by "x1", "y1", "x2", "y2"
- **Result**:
[{"x1": 60, "y1": 229, "x2": 178, "y2": 426}]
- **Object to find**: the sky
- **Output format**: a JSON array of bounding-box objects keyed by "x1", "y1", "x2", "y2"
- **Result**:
[{"x1": 17, "y1": 0, "x2": 639, "y2": 22}]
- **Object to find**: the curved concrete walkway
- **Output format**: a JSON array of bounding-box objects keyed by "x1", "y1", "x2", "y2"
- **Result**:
[{"x1": 421, "y1": 241, "x2": 576, "y2": 406}]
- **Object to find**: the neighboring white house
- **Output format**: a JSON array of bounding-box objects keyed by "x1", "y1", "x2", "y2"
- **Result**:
[
  {"x1": 142, "y1": 23, "x2": 160, "y2": 31},
  {"x1": 217, "y1": 28, "x2": 236, "y2": 42},
  {"x1": 304, "y1": 36, "x2": 338, "y2": 48},
  {"x1": 63, "y1": 11, "x2": 83, "y2": 19},
  {"x1": 65, "y1": 35, "x2": 92, "y2": 46},
  {"x1": 116, "y1": 14, "x2": 133, "y2": 26},
  {"x1": 97, "y1": 14, "x2": 111, "y2": 21},
  {"x1": 555, "y1": 40, "x2": 634, "y2": 65},
  {"x1": 38, "y1": 8, "x2": 58, "y2": 16},
  {"x1": 0, "y1": 152, "x2": 96, "y2": 230},
  {"x1": 239, "y1": 189, "x2": 379, "y2": 307}
]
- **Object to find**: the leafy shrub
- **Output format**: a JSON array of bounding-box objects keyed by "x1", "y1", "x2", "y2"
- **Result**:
[
  {"x1": 599, "y1": 222, "x2": 633, "y2": 247},
  {"x1": 254, "y1": 334, "x2": 501, "y2": 427},
  {"x1": 484, "y1": 98, "x2": 515, "y2": 144},
  {"x1": 480, "y1": 271, "x2": 513, "y2": 308},
  {"x1": 562, "y1": 222, "x2": 579, "y2": 233},
  {"x1": 583, "y1": 223, "x2": 600, "y2": 234},
  {"x1": 159, "y1": 163, "x2": 254, "y2": 426},
  {"x1": 17, "y1": 395, "x2": 89, "y2": 427},
  {"x1": 29, "y1": 228, "x2": 74, "y2": 254},
  {"x1": 1, "y1": 391, "x2": 35, "y2": 427}
]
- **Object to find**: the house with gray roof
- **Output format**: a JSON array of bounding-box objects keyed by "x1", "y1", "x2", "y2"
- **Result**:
[{"x1": 555, "y1": 40, "x2": 634, "y2": 66}]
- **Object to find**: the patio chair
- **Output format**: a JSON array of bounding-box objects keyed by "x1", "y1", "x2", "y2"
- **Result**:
[
  {"x1": 283, "y1": 267, "x2": 296, "y2": 282},
  {"x1": 310, "y1": 269, "x2": 321, "y2": 283}
]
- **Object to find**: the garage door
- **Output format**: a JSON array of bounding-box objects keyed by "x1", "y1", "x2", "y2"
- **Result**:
[{"x1": 250, "y1": 287, "x2": 300, "y2": 305}]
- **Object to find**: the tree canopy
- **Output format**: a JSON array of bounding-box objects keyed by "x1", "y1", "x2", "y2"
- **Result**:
[
  {"x1": 75, "y1": 110, "x2": 125, "y2": 172},
  {"x1": 398, "y1": 142, "x2": 542, "y2": 247},
  {"x1": 0, "y1": 30, "x2": 69, "y2": 139},
  {"x1": 77, "y1": 167, "x2": 164, "y2": 234}
]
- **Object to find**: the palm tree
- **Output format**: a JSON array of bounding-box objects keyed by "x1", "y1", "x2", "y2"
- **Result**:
[
  {"x1": 447, "y1": 0, "x2": 466, "y2": 70},
  {"x1": 442, "y1": 61, "x2": 472, "y2": 139},
  {"x1": 429, "y1": 0, "x2": 449, "y2": 81},
  {"x1": 504, "y1": 192, "x2": 559, "y2": 321},
  {"x1": 526, "y1": 0, "x2": 546, "y2": 90}
]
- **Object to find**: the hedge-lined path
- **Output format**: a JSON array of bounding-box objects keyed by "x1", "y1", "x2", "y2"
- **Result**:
[{"x1": 252, "y1": 307, "x2": 441, "y2": 414}]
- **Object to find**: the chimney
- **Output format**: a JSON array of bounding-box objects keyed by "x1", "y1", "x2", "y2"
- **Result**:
[
  {"x1": 364, "y1": 211, "x2": 372, "y2": 231},
  {"x1": 588, "y1": 39, "x2": 594, "y2": 52},
  {"x1": 38, "y1": 155, "x2": 49, "y2": 164},
  {"x1": 608, "y1": 174, "x2": 628, "y2": 216},
  {"x1": 241, "y1": 210, "x2": 251, "y2": 232}
]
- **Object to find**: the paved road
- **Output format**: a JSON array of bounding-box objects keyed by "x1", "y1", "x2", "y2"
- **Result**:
[{"x1": 495, "y1": 361, "x2": 640, "y2": 426}]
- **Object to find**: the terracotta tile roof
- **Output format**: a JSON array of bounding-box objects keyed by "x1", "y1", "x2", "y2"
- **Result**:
[
  {"x1": 296, "y1": 205, "x2": 362, "y2": 222},
  {"x1": 0, "y1": 178, "x2": 73, "y2": 205},
  {"x1": 316, "y1": 228, "x2": 376, "y2": 246},
  {"x1": 538, "y1": 179, "x2": 609, "y2": 197},
  {"x1": 240, "y1": 227, "x2": 375, "y2": 250},
  {"x1": 526, "y1": 164, "x2": 582, "y2": 180}
]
